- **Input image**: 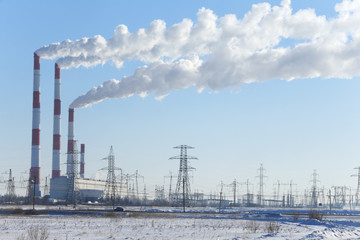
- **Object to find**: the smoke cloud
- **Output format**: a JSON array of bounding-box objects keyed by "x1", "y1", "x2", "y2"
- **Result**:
[{"x1": 36, "y1": 0, "x2": 360, "y2": 108}]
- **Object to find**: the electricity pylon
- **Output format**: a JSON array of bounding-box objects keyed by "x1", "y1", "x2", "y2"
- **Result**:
[
  {"x1": 101, "y1": 146, "x2": 121, "y2": 207},
  {"x1": 169, "y1": 145, "x2": 197, "y2": 206},
  {"x1": 5, "y1": 169, "x2": 16, "y2": 203}
]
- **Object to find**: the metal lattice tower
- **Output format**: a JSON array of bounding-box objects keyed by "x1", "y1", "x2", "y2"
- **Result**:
[
  {"x1": 227, "y1": 179, "x2": 239, "y2": 206},
  {"x1": 164, "y1": 171, "x2": 176, "y2": 201},
  {"x1": 101, "y1": 146, "x2": 121, "y2": 205},
  {"x1": 287, "y1": 180, "x2": 297, "y2": 207},
  {"x1": 169, "y1": 145, "x2": 197, "y2": 206},
  {"x1": 256, "y1": 164, "x2": 267, "y2": 206},
  {"x1": 351, "y1": 167, "x2": 360, "y2": 205},
  {"x1": 310, "y1": 170, "x2": 319, "y2": 207},
  {"x1": 239, "y1": 179, "x2": 253, "y2": 206},
  {"x1": 132, "y1": 170, "x2": 144, "y2": 200},
  {"x1": 66, "y1": 141, "x2": 80, "y2": 205},
  {"x1": 332, "y1": 186, "x2": 348, "y2": 208},
  {"x1": 5, "y1": 169, "x2": 16, "y2": 203}
]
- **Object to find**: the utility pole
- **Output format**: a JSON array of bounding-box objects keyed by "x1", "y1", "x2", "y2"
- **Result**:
[
  {"x1": 219, "y1": 181, "x2": 224, "y2": 212},
  {"x1": 143, "y1": 185, "x2": 148, "y2": 204},
  {"x1": 169, "y1": 145, "x2": 197, "y2": 206},
  {"x1": 32, "y1": 176, "x2": 36, "y2": 210}
]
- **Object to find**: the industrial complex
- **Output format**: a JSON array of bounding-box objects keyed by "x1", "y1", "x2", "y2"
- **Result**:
[
  {"x1": 24, "y1": 53, "x2": 360, "y2": 210},
  {"x1": 30, "y1": 53, "x2": 110, "y2": 204}
]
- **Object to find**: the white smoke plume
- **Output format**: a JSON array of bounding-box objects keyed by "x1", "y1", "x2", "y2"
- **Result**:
[
  {"x1": 36, "y1": 0, "x2": 360, "y2": 108},
  {"x1": 70, "y1": 56, "x2": 202, "y2": 108}
]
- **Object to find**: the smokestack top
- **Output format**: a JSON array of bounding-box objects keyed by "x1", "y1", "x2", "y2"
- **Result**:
[
  {"x1": 55, "y1": 63, "x2": 60, "y2": 79},
  {"x1": 34, "y1": 53, "x2": 40, "y2": 70},
  {"x1": 69, "y1": 108, "x2": 74, "y2": 122},
  {"x1": 81, "y1": 144, "x2": 85, "y2": 153}
]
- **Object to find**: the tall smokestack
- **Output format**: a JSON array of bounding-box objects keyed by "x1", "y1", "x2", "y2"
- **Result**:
[
  {"x1": 31, "y1": 53, "x2": 41, "y2": 196},
  {"x1": 66, "y1": 108, "x2": 74, "y2": 175},
  {"x1": 80, "y1": 144, "x2": 85, "y2": 178},
  {"x1": 52, "y1": 64, "x2": 61, "y2": 178}
]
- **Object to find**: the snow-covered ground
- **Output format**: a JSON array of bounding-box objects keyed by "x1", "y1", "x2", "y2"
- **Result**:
[{"x1": 1, "y1": 207, "x2": 360, "y2": 239}]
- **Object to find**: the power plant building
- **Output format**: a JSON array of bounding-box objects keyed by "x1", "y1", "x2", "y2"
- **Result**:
[{"x1": 50, "y1": 177, "x2": 106, "y2": 202}]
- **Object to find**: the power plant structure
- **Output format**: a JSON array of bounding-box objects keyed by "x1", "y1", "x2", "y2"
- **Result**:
[
  {"x1": 49, "y1": 107, "x2": 108, "y2": 203},
  {"x1": 30, "y1": 54, "x2": 115, "y2": 203}
]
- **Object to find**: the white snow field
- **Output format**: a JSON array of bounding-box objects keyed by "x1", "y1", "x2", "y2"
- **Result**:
[{"x1": 1, "y1": 207, "x2": 360, "y2": 239}]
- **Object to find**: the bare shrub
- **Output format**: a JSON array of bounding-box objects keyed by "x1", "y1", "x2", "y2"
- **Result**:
[
  {"x1": 27, "y1": 226, "x2": 49, "y2": 240},
  {"x1": 243, "y1": 221, "x2": 261, "y2": 233},
  {"x1": 291, "y1": 212, "x2": 300, "y2": 221},
  {"x1": 264, "y1": 221, "x2": 281, "y2": 234},
  {"x1": 11, "y1": 208, "x2": 24, "y2": 215},
  {"x1": 104, "y1": 212, "x2": 117, "y2": 218},
  {"x1": 308, "y1": 210, "x2": 323, "y2": 221},
  {"x1": 16, "y1": 233, "x2": 25, "y2": 240}
]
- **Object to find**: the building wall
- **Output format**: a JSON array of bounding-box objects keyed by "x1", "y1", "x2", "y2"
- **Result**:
[{"x1": 50, "y1": 177, "x2": 106, "y2": 201}]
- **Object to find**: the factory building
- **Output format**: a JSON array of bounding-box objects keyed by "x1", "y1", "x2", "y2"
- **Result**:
[{"x1": 50, "y1": 177, "x2": 106, "y2": 202}]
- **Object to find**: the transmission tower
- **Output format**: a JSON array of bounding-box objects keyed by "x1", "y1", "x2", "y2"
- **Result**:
[
  {"x1": 227, "y1": 179, "x2": 239, "y2": 206},
  {"x1": 5, "y1": 169, "x2": 16, "y2": 203},
  {"x1": 287, "y1": 180, "x2": 297, "y2": 207},
  {"x1": 256, "y1": 164, "x2": 267, "y2": 206},
  {"x1": 164, "y1": 171, "x2": 176, "y2": 201},
  {"x1": 239, "y1": 179, "x2": 253, "y2": 206},
  {"x1": 351, "y1": 167, "x2": 360, "y2": 205},
  {"x1": 155, "y1": 185, "x2": 165, "y2": 201},
  {"x1": 273, "y1": 180, "x2": 287, "y2": 207},
  {"x1": 101, "y1": 146, "x2": 121, "y2": 206},
  {"x1": 332, "y1": 186, "x2": 348, "y2": 208},
  {"x1": 66, "y1": 141, "x2": 80, "y2": 205},
  {"x1": 143, "y1": 184, "x2": 148, "y2": 203},
  {"x1": 169, "y1": 145, "x2": 197, "y2": 206},
  {"x1": 132, "y1": 170, "x2": 144, "y2": 200},
  {"x1": 310, "y1": 170, "x2": 320, "y2": 207}
]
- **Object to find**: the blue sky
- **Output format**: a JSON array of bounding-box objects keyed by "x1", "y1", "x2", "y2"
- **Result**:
[{"x1": 1, "y1": 0, "x2": 360, "y2": 198}]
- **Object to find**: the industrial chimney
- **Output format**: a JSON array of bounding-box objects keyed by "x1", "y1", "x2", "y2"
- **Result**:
[
  {"x1": 30, "y1": 53, "x2": 41, "y2": 196},
  {"x1": 52, "y1": 64, "x2": 61, "y2": 178},
  {"x1": 66, "y1": 108, "x2": 74, "y2": 176},
  {"x1": 80, "y1": 144, "x2": 85, "y2": 178}
]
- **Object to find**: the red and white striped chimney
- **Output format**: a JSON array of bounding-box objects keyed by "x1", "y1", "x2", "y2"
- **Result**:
[
  {"x1": 31, "y1": 53, "x2": 41, "y2": 196},
  {"x1": 80, "y1": 144, "x2": 85, "y2": 178},
  {"x1": 67, "y1": 108, "x2": 74, "y2": 175},
  {"x1": 52, "y1": 64, "x2": 61, "y2": 178}
]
